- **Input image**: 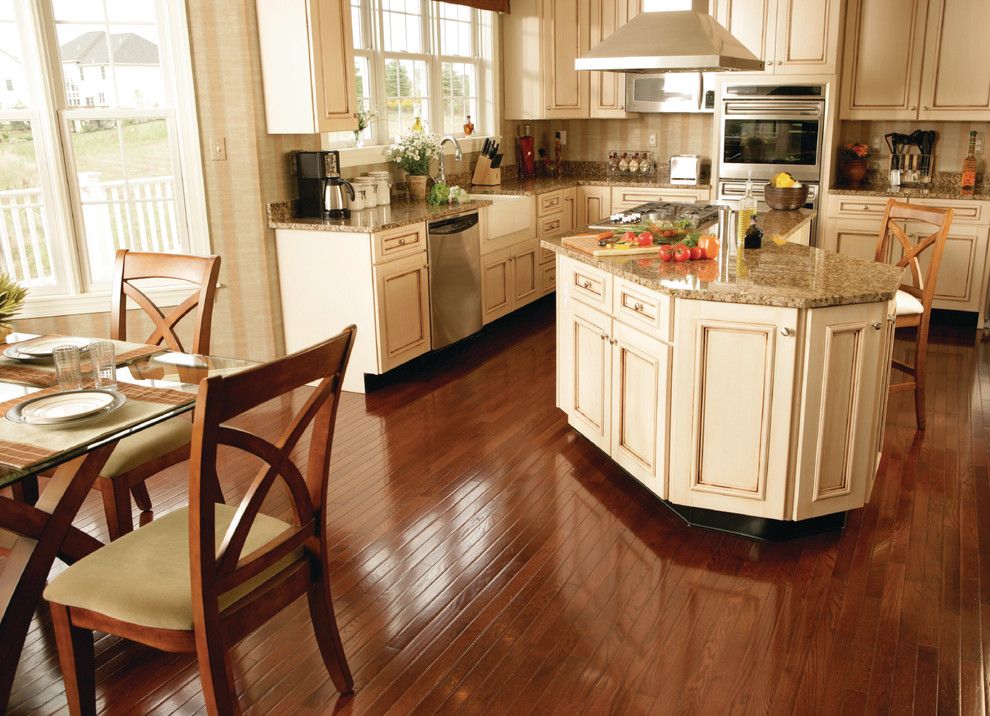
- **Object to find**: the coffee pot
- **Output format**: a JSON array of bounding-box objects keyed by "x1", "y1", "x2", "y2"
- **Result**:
[{"x1": 323, "y1": 177, "x2": 355, "y2": 219}]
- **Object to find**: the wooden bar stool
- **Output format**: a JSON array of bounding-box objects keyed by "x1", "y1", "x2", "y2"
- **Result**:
[
  {"x1": 874, "y1": 199, "x2": 952, "y2": 430},
  {"x1": 45, "y1": 327, "x2": 356, "y2": 716}
]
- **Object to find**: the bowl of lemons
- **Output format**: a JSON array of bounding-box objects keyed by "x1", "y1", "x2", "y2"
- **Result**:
[{"x1": 764, "y1": 172, "x2": 809, "y2": 211}]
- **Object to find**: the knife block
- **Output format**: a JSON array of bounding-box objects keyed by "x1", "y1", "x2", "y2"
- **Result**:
[{"x1": 471, "y1": 156, "x2": 501, "y2": 186}]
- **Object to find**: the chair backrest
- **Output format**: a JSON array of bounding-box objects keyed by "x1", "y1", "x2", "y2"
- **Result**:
[
  {"x1": 110, "y1": 249, "x2": 221, "y2": 354},
  {"x1": 874, "y1": 198, "x2": 953, "y2": 310},
  {"x1": 187, "y1": 326, "x2": 356, "y2": 615}
]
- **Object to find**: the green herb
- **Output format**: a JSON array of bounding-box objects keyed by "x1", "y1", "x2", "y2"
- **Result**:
[{"x1": 427, "y1": 182, "x2": 450, "y2": 206}]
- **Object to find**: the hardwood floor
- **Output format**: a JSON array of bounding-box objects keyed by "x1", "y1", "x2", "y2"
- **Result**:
[{"x1": 3, "y1": 299, "x2": 988, "y2": 714}]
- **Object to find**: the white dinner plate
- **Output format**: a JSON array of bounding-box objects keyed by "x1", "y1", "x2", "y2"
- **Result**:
[
  {"x1": 16, "y1": 336, "x2": 92, "y2": 358},
  {"x1": 6, "y1": 389, "x2": 125, "y2": 425}
]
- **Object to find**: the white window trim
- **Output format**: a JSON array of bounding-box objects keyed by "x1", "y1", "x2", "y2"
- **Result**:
[
  {"x1": 11, "y1": 0, "x2": 211, "y2": 320},
  {"x1": 323, "y1": 3, "x2": 501, "y2": 167}
]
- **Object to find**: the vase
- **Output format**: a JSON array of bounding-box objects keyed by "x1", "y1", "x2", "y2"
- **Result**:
[
  {"x1": 353, "y1": 131, "x2": 365, "y2": 148},
  {"x1": 408, "y1": 174, "x2": 428, "y2": 200},
  {"x1": 839, "y1": 159, "x2": 869, "y2": 188}
]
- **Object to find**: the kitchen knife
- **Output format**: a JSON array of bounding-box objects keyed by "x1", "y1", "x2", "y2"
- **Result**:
[
  {"x1": 491, "y1": 152, "x2": 503, "y2": 169},
  {"x1": 481, "y1": 138, "x2": 492, "y2": 157},
  {"x1": 491, "y1": 141, "x2": 500, "y2": 158}
]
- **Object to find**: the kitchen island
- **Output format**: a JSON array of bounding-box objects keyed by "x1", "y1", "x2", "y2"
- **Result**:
[{"x1": 542, "y1": 210, "x2": 904, "y2": 538}]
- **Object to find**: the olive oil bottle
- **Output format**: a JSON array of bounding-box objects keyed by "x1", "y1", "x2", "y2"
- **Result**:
[{"x1": 736, "y1": 172, "x2": 758, "y2": 249}]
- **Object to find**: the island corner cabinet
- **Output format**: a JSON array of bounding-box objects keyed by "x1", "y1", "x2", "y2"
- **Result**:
[{"x1": 545, "y1": 212, "x2": 905, "y2": 538}]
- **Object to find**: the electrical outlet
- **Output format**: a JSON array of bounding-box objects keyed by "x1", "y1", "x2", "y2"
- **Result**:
[
  {"x1": 976, "y1": 135, "x2": 984, "y2": 155},
  {"x1": 209, "y1": 137, "x2": 227, "y2": 161},
  {"x1": 871, "y1": 136, "x2": 881, "y2": 150},
  {"x1": 558, "y1": 130, "x2": 567, "y2": 145},
  {"x1": 648, "y1": 133, "x2": 658, "y2": 147}
]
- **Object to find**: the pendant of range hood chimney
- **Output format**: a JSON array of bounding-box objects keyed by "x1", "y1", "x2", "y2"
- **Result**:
[{"x1": 574, "y1": 0, "x2": 764, "y2": 74}]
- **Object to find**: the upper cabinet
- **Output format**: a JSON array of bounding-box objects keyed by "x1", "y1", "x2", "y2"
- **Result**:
[
  {"x1": 711, "y1": 0, "x2": 841, "y2": 75},
  {"x1": 256, "y1": 0, "x2": 359, "y2": 134},
  {"x1": 588, "y1": 0, "x2": 642, "y2": 118},
  {"x1": 504, "y1": 0, "x2": 592, "y2": 119},
  {"x1": 841, "y1": 0, "x2": 990, "y2": 120}
]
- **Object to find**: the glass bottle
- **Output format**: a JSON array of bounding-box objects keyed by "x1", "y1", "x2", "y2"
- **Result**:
[
  {"x1": 961, "y1": 130, "x2": 978, "y2": 196},
  {"x1": 629, "y1": 152, "x2": 640, "y2": 173},
  {"x1": 412, "y1": 116, "x2": 424, "y2": 133},
  {"x1": 736, "y1": 171, "x2": 758, "y2": 249},
  {"x1": 463, "y1": 115, "x2": 474, "y2": 136},
  {"x1": 618, "y1": 152, "x2": 629, "y2": 172}
]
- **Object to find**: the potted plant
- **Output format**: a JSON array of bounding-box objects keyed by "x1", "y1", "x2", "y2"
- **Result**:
[
  {"x1": 0, "y1": 274, "x2": 27, "y2": 341},
  {"x1": 838, "y1": 142, "x2": 871, "y2": 188},
  {"x1": 353, "y1": 107, "x2": 378, "y2": 148},
  {"x1": 387, "y1": 132, "x2": 439, "y2": 200}
]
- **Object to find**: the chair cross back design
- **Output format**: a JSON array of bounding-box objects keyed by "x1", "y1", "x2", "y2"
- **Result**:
[
  {"x1": 111, "y1": 249, "x2": 221, "y2": 355},
  {"x1": 45, "y1": 326, "x2": 357, "y2": 716},
  {"x1": 874, "y1": 199, "x2": 952, "y2": 430}
]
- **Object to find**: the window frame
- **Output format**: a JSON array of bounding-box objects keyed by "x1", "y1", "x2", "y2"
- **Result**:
[
  {"x1": 325, "y1": 0, "x2": 500, "y2": 168},
  {"x1": 4, "y1": 0, "x2": 210, "y2": 320}
]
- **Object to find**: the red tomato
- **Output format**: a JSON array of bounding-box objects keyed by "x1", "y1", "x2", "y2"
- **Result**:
[
  {"x1": 673, "y1": 243, "x2": 691, "y2": 262},
  {"x1": 637, "y1": 231, "x2": 654, "y2": 247},
  {"x1": 658, "y1": 245, "x2": 674, "y2": 262},
  {"x1": 622, "y1": 231, "x2": 638, "y2": 243},
  {"x1": 689, "y1": 246, "x2": 704, "y2": 260}
]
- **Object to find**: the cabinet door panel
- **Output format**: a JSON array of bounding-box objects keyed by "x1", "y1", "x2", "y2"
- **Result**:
[
  {"x1": 561, "y1": 301, "x2": 612, "y2": 451},
  {"x1": 918, "y1": 0, "x2": 990, "y2": 119},
  {"x1": 373, "y1": 252, "x2": 431, "y2": 372},
  {"x1": 512, "y1": 241, "x2": 540, "y2": 307},
  {"x1": 543, "y1": 0, "x2": 590, "y2": 118},
  {"x1": 670, "y1": 302, "x2": 797, "y2": 519},
  {"x1": 589, "y1": 0, "x2": 630, "y2": 118},
  {"x1": 840, "y1": 0, "x2": 927, "y2": 119},
  {"x1": 775, "y1": 0, "x2": 840, "y2": 74},
  {"x1": 713, "y1": 0, "x2": 774, "y2": 69},
  {"x1": 577, "y1": 186, "x2": 612, "y2": 227},
  {"x1": 610, "y1": 321, "x2": 669, "y2": 496},
  {"x1": 310, "y1": 0, "x2": 359, "y2": 131},
  {"x1": 482, "y1": 248, "x2": 513, "y2": 324},
  {"x1": 821, "y1": 221, "x2": 883, "y2": 263},
  {"x1": 793, "y1": 303, "x2": 884, "y2": 519},
  {"x1": 897, "y1": 222, "x2": 989, "y2": 312}
]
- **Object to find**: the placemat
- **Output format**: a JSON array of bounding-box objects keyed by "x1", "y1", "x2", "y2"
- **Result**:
[{"x1": 0, "y1": 337, "x2": 165, "y2": 389}]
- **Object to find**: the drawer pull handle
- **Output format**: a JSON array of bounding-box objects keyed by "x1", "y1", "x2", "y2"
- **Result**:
[
  {"x1": 633, "y1": 301, "x2": 644, "y2": 312},
  {"x1": 398, "y1": 238, "x2": 406, "y2": 245},
  {"x1": 780, "y1": 326, "x2": 793, "y2": 337},
  {"x1": 581, "y1": 280, "x2": 592, "y2": 289},
  {"x1": 872, "y1": 321, "x2": 883, "y2": 330}
]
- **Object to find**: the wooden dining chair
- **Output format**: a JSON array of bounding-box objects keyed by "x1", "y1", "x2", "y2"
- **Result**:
[
  {"x1": 874, "y1": 198, "x2": 953, "y2": 430},
  {"x1": 45, "y1": 326, "x2": 356, "y2": 716},
  {"x1": 99, "y1": 249, "x2": 221, "y2": 538}
]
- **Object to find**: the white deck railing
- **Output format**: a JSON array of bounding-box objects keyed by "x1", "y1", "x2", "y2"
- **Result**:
[{"x1": 0, "y1": 175, "x2": 181, "y2": 287}]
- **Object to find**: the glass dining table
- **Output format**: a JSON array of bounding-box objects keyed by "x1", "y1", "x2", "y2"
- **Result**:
[{"x1": 0, "y1": 333, "x2": 257, "y2": 712}]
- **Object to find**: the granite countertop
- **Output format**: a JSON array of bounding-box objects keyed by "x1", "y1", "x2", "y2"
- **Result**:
[
  {"x1": 829, "y1": 184, "x2": 990, "y2": 201},
  {"x1": 541, "y1": 209, "x2": 903, "y2": 309},
  {"x1": 468, "y1": 174, "x2": 712, "y2": 196},
  {"x1": 267, "y1": 199, "x2": 492, "y2": 233}
]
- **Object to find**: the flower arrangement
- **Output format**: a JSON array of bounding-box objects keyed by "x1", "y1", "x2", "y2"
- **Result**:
[
  {"x1": 0, "y1": 273, "x2": 27, "y2": 336},
  {"x1": 387, "y1": 132, "x2": 440, "y2": 176},
  {"x1": 355, "y1": 107, "x2": 378, "y2": 133},
  {"x1": 840, "y1": 142, "x2": 870, "y2": 161}
]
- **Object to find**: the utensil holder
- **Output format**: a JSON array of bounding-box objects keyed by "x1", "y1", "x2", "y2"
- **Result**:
[{"x1": 471, "y1": 156, "x2": 501, "y2": 186}]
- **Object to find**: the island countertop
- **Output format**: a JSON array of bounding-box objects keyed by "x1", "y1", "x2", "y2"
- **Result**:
[{"x1": 541, "y1": 209, "x2": 904, "y2": 309}]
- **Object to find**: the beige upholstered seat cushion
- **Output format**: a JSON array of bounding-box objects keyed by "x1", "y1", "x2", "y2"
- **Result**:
[
  {"x1": 101, "y1": 417, "x2": 193, "y2": 478},
  {"x1": 895, "y1": 289, "x2": 924, "y2": 316},
  {"x1": 44, "y1": 504, "x2": 300, "y2": 631}
]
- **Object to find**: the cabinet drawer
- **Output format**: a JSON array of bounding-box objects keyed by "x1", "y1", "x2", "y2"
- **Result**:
[
  {"x1": 538, "y1": 190, "x2": 563, "y2": 216},
  {"x1": 827, "y1": 195, "x2": 892, "y2": 219},
  {"x1": 613, "y1": 278, "x2": 672, "y2": 342},
  {"x1": 540, "y1": 261, "x2": 556, "y2": 295},
  {"x1": 537, "y1": 212, "x2": 565, "y2": 240},
  {"x1": 562, "y1": 256, "x2": 612, "y2": 309},
  {"x1": 910, "y1": 198, "x2": 989, "y2": 225},
  {"x1": 540, "y1": 243, "x2": 556, "y2": 264},
  {"x1": 372, "y1": 222, "x2": 426, "y2": 263},
  {"x1": 612, "y1": 187, "x2": 661, "y2": 209}
]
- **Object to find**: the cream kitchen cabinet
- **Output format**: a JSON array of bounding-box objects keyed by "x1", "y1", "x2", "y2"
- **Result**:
[
  {"x1": 611, "y1": 186, "x2": 711, "y2": 211},
  {"x1": 558, "y1": 272, "x2": 670, "y2": 495},
  {"x1": 538, "y1": 188, "x2": 576, "y2": 264},
  {"x1": 256, "y1": 0, "x2": 358, "y2": 134},
  {"x1": 373, "y1": 252, "x2": 432, "y2": 373},
  {"x1": 669, "y1": 300, "x2": 798, "y2": 519},
  {"x1": 577, "y1": 186, "x2": 612, "y2": 227},
  {"x1": 841, "y1": 0, "x2": 990, "y2": 120},
  {"x1": 820, "y1": 219, "x2": 883, "y2": 263},
  {"x1": 711, "y1": 0, "x2": 841, "y2": 75},
  {"x1": 482, "y1": 239, "x2": 542, "y2": 324},
  {"x1": 588, "y1": 0, "x2": 642, "y2": 118},
  {"x1": 896, "y1": 221, "x2": 989, "y2": 315},
  {"x1": 503, "y1": 0, "x2": 592, "y2": 120}
]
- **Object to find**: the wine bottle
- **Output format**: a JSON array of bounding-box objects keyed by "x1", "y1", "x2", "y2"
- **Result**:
[{"x1": 961, "y1": 130, "x2": 978, "y2": 196}]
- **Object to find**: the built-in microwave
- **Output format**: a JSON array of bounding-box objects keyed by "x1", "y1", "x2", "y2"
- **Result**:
[
  {"x1": 717, "y1": 84, "x2": 826, "y2": 182},
  {"x1": 625, "y1": 72, "x2": 716, "y2": 113}
]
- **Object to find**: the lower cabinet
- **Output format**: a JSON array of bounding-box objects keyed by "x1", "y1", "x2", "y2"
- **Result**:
[
  {"x1": 669, "y1": 300, "x2": 798, "y2": 519},
  {"x1": 372, "y1": 251, "x2": 432, "y2": 372},
  {"x1": 482, "y1": 239, "x2": 541, "y2": 324},
  {"x1": 577, "y1": 185, "x2": 612, "y2": 227},
  {"x1": 559, "y1": 282, "x2": 670, "y2": 496}
]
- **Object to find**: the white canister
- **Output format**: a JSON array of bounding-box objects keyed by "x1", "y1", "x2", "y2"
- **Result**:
[
  {"x1": 351, "y1": 177, "x2": 379, "y2": 206},
  {"x1": 368, "y1": 171, "x2": 391, "y2": 205},
  {"x1": 349, "y1": 183, "x2": 367, "y2": 211}
]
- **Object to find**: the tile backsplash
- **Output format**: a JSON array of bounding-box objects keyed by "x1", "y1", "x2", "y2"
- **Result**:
[{"x1": 839, "y1": 120, "x2": 988, "y2": 175}]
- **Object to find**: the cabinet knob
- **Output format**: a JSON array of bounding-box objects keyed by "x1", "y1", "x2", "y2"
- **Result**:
[
  {"x1": 545, "y1": 106, "x2": 551, "y2": 111},
  {"x1": 609, "y1": 338, "x2": 617, "y2": 345},
  {"x1": 780, "y1": 326, "x2": 793, "y2": 337},
  {"x1": 872, "y1": 321, "x2": 883, "y2": 330},
  {"x1": 582, "y1": 280, "x2": 592, "y2": 289},
  {"x1": 776, "y1": 60, "x2": 782, "y2": 65},
  {"x1": 633, "y1": 302, "x2": 644, "y2": 312},
  {"x1": 398, "y1": 238, "x2": 406, "y2": 245},
  {"x1": 922, "y1": 106, "x2": 929, "y2": 111},
  {"x1": 600, "y1": 332, "x2": 608, "y2": 341},
  {"x1": 910, "y1": 106, "x2": 917, "y2": 111}
]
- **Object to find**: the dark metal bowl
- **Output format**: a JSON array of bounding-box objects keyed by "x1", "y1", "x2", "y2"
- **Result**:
[{"x1": 764, "y1": 184, "x2": 809, "y2": 211}]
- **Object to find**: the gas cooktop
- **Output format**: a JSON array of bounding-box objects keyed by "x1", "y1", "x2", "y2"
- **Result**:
[{"x1": 588, "y1": 201, "x2": 720, "y2": 230}]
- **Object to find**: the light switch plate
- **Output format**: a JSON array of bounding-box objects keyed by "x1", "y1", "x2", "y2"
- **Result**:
[
  {"x1": 209, "y1": 137, "x2": 227, "y2": 161},
  {"x1": 648, "y1": 133, "x2": 658, "y2": 147}
]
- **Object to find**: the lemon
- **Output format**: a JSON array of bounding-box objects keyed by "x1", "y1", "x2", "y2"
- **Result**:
[{"x1": 772, "y1": 172, "x2": 796, "y2": 188}]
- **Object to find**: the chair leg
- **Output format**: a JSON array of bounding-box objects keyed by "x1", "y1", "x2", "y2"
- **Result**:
[
  {"x1": 49, "y1": 603, "x2": 96, "y2": 716},
  {"x1": 130, "y1": 481, "x2": 153, "y2": 512},
  {"x1": 195, "y1": 631, "x2": 239, "y2": 716},
  {"x1": 98, "y1": 477, "x2": 133, "y2": 540},
  {"x1": 307, "y1": 575, "x2": 354, "y2": 694},
  {"x1": 914, "y1": 324, "x2": 930, "y2": 431}
]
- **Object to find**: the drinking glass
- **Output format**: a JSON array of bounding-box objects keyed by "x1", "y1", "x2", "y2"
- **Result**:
[
  {"x1": 53, "y1": 345, "x2": 83, "y2": 391},
  {"x1": 89, "y1": 340, "x2": 116, "y2": 390}
]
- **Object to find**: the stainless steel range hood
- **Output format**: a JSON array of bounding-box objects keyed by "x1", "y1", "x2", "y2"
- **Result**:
[{"x1": 575, "y1": 9, "x2": 764, "y2": 74}]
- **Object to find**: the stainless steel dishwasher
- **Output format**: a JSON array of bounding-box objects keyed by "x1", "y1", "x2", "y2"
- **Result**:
[{"x1": 427, "y1": 212, "x2": 482, "y2": 349}]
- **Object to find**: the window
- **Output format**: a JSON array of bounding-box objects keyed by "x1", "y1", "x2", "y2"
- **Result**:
[
  {"x1": 0, "y1": 0, "x2": 207, "y2": 315},
  {"x1": 4, "y1": 79, "x2": 11, "y2": 91},
  {"x1": 331, "y1": 0, "x2": 495, "y2": 148}
]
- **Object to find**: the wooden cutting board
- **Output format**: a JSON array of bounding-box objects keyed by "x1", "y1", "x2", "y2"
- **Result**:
[{"x1": 562, "y1": 233, "x2": 659, "y2": 257}]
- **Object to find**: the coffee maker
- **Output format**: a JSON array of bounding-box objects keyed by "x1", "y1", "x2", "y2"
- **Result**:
[{"x1": 296, "y1": 150, "x2": 354, "y2": 219}]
